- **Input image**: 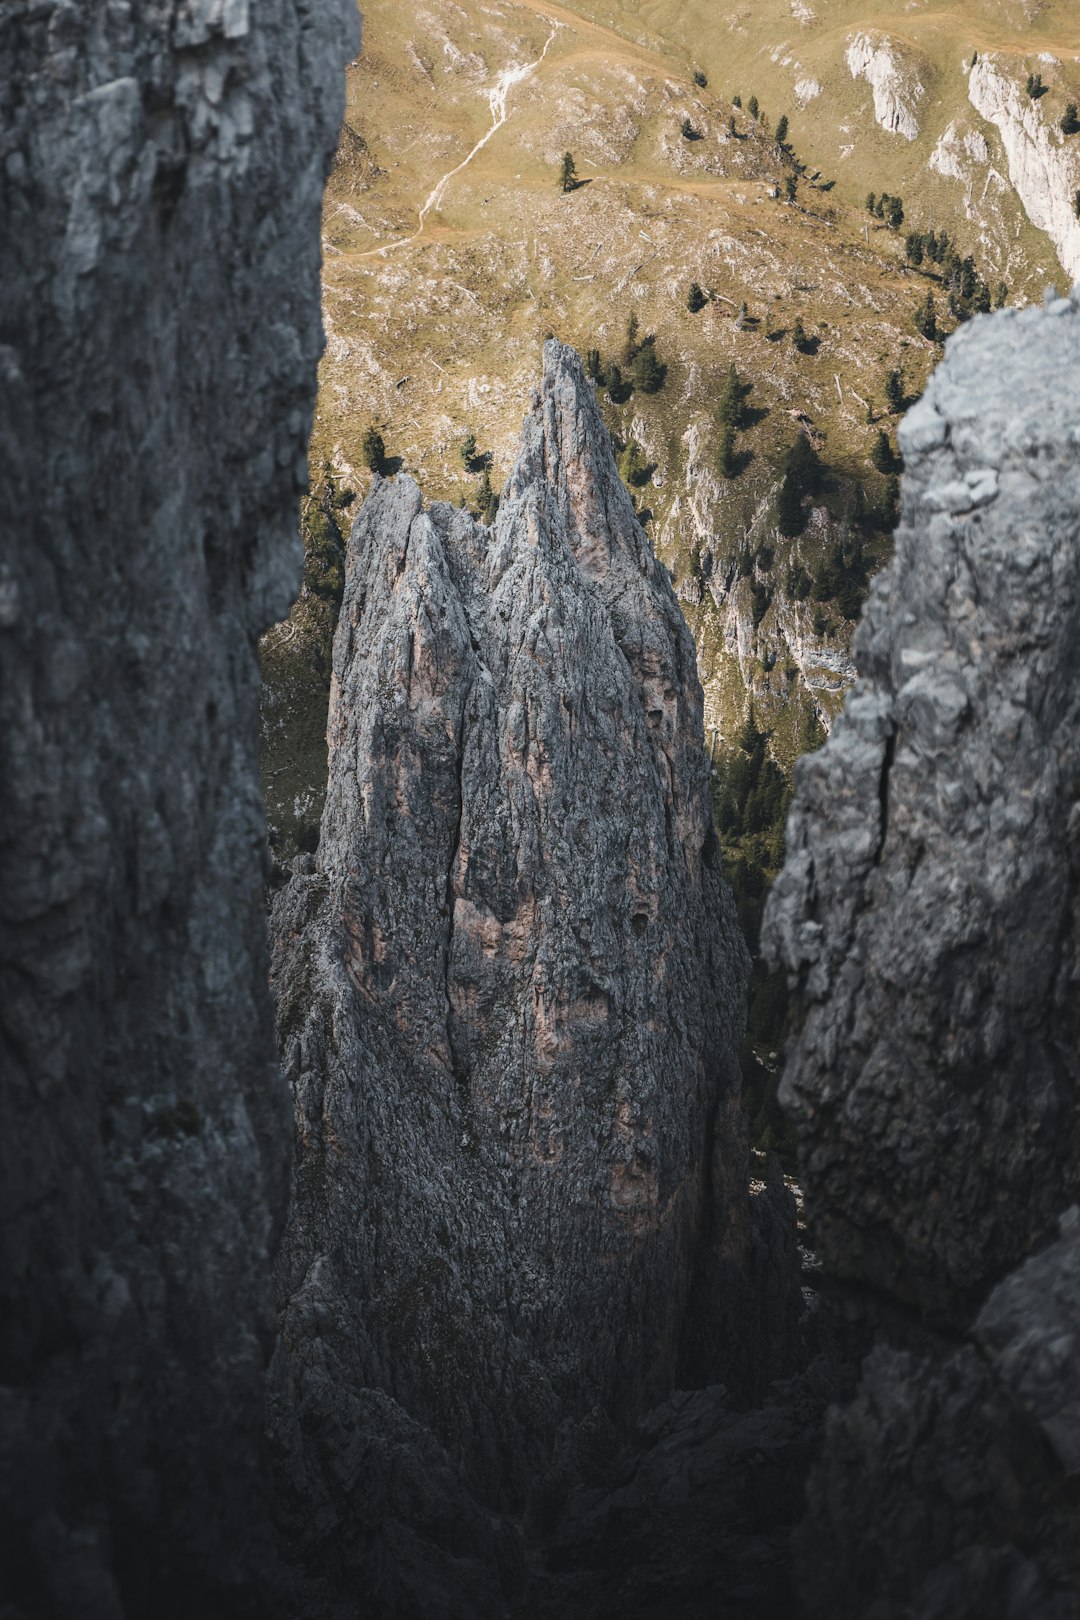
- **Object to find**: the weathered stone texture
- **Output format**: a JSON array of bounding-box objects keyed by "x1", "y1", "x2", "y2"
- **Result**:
[
  {"x1": 268, "y1": 342, "x2": 757, "y2": 1595},
  {"x1": 766, "y1": 291, "x2": 1080, "y2": 1322},
  {"x1": 0, "y1": 2, "x2": 356, "y2": 1614},
  {"x1": 765, "y1": 291, "x2": 1080, "y2": 1613}
]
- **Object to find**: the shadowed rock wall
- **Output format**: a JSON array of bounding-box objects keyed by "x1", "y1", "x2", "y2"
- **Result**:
[
  {"x1": 765, "y1": 288, "x2": 1080, "y2": 1617},
  {"x1": 0, "y1": 3, "x2": 356, "y2": 1614},
  {"x1": 268, "y1": 342, "x2": 764, "y2": 1602}
]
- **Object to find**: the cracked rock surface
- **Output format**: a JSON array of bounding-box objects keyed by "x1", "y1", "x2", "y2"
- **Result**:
[
  {"x1": 268, "y1": 341, "x2": 765, "y2": 1609},
  {"x1": 765, "y1": 292, "x2": 1080, "y2": 1614},
  {"x1": 0, "y1": 3, "x2": 355, "y2": 1615}
]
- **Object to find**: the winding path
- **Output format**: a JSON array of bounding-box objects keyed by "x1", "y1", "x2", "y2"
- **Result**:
[{"x1": 362, "y1": 24, "x2": 561, "y2": 260}]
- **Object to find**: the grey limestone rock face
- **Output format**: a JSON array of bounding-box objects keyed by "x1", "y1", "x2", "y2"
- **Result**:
[
  {"x1": 765, "y1": 292, "x2": 1080, "y2": 1613},
  {"x1": 765, "y1": 292, "x2": 1080, "y2": 1322},
  {"x1": 0, "y1": 3, "x2": 356, "y2": 1615},
  {"x1": 268, "y1": 342, "x2": 756, "y2": 1596}
]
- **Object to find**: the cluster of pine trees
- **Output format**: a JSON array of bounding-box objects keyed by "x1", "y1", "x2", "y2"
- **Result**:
[
  {"x1": 585, "y1": 313, "x2": 666, "y2": 401},
  {"x1": 905, "y1": 227, "x2": 1004, "y2": 321},
  {"x1": 866, "y1": 190, "x2": 904, "y2": 229}
]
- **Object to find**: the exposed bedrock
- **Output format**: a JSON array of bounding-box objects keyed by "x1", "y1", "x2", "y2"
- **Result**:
[
  {"x1": 269, "y1": 342, "x2": 792, "y2": 1603},
  {"x1": 765, "y1": 292, "x2": 1080, "y2": 1613},
  {"x1": 0, "y1": 3, "x2": 356, "y2": 1616}
]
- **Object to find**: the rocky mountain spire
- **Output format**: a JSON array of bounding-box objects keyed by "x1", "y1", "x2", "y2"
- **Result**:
[{"x1": 268, "y1": 341, "x2": 761, "y2": 1592}]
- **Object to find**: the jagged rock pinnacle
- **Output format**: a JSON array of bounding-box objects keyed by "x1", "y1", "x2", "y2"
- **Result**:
[{"x1": 268, "y1": 341, "x2": 759, "y2": 1602}]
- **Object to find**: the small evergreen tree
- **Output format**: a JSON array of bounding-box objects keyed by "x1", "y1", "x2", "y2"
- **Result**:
[
  {"x1": 717, "y1": 423, "x2": 738, "y2": 478},
  {"x1": 784, "y1": 174, "x2": 798, "y2": 203},
  {"x1": 886, "y1": 194, "x2": 904, "y2": 229},
  {"x1": 866, "y1": 191, "x2": 876, "y2": 214},
  {"x1": 622, "y1": 312, "x2": 641, "y2": 365},
  {"x1": 727, "y1": 113, "x2": 737, "y2": 135},
  {"x1": 558, "y1": 151, "x2": 578, "y2": 192},
  {"x1": 584, "y1": 348, "x2": 603, "y2": 381},
  {"x1": 460, "y1": 430, "x2": 478, "y2": 470},
  {"x1": 775, "y1": 113, "x2": 789, "y2": 146},
  {"x1": 1062, "y1": 102, "x2": 1080, "y2": 135},
  {"x1": 995, "y1": 281, "x2": 1008, "y2": 308},
  {"x1": 747, "y1": 94, "x2": 759, "y2": 119},
  {"x1": 476, "y1": 467, "x2": 499, "y2": 524},
  {"x1": 361, "y1": 424, "x2": 385, "y2": 473},
  {"x1": 605, "y1": 363, "x2": 625, "y2": 403},
  {"x1": 687, "y1": 281, "x2": 708, "y2": 312},
  {"x1": 884, "y1": 369, "x2": 904, "y2": 413},
  {"x1": 716, "y1": 363, "x2": 746, "y2": 430},
  {"x1": 693, "y1": 68, "x2": 708, "y2": 87},
  {"x1": 777, "y1": 435, "x2": 819, "y2": 536},
  {"x1": 1026, "y1": 71, "x2": 1044, "y2": 99},
  {"x1": 871, "y1": 429, "x2": 895, "y2": 472},
  {"x1": 732, "y1": 93, "x2": 742, "y2": 108},
  {"x1": 874, "y1": 194, "x2": 886, "y2": 219},
  {"x1": 791, "y1": 316, "x2": 808, "y2": 351},
  {"x1": 631, "y1": 339, "x2": 665, "y2": 394},
  {"x1": 914, "y1": 290, "x2": 938, "y2": 342},
  {"x1": 681, "y1": 116, "x2": 697, "y2": 140},
  {"x1": 905, "y1": 232, "x2": 924, "y2": 266},
  {"x1": 617, "y1": 439, "x2": 650, "y2": 488}
]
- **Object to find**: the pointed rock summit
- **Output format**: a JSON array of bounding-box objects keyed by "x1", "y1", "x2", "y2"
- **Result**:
[{"x1": 268, "y1": 341, "x2": 760, "y2": 1584}]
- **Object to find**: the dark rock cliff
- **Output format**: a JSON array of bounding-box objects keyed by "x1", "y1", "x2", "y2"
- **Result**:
[
  {"x1": 267, "y1": 341, "x2": 791, "y2": 1608},
  {"x1": 765, "y1": 288, "x2": 1080, "y2": 1617},
  {"x1": 0, "y1": 3, "x2": 356, "y2": 1615}
]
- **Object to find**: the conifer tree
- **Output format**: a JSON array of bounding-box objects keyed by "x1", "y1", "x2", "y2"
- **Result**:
[
  {"x1": 871, "y1": 429, "x2": 895, "y2": 472},
  {"x1": 460, "y1": 431, "x2": 478, "y2": 471},
  {"x1": 687, "y1": 282, "x2": 708, "y2": 313},
  {"x1": 361, "y1": 424, "x2": 385, "y2": 473},
  {"x1": 775, "y1": 113, "x2": 789, "y2": 146},
  {"x1": 716, "y1": 362, "x2": 745, "y2": 429},
  {"x1": 558, "y1": 151, "x2": 578, "y2": 192},
  {"x1": 1062, "y1": 102, "x2": 1080, "y2": 135},
  {"x1": 622, "y1": 312, "x2": 641, "y2": 365},
  {"x1": 747, "y1": 94, "x2": 759, "y2": 119},
  {"x1": 631, "y1": 340, "x2": 664, "y2": 394},
  {"x1": 777, "y1": 435, "x2": 819, "y2": 536},
  {"x1": 914, "y1": 290, "x2": 938, "y2": 342},
  {"x1": 884, "y1": 369, "x2": 904, "y2": 413},
  {"x1": 717, "y1": 423, "x2": 738, "y2": 478}
]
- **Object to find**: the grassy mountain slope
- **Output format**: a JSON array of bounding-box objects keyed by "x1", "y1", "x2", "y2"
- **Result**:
[
  {"x1": 266, "y1": 0, "x2": 1078, "y2": 856},
  {"x1": 260, "y1": 0, "x2": 1078, "y2": 1152}
]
